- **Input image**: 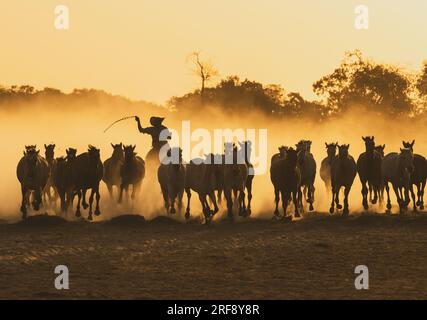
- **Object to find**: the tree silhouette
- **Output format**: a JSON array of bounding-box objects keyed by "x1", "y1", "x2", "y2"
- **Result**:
[
  {"x1": 187, "y1": 52, "x2": 219, "y2": 102},
  {"x1": 313, "y1": 50, "x2": 414, "y2": 116}
]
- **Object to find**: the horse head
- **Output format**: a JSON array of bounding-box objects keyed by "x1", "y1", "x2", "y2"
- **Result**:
[
  {"x1": 362, "y1": 136, "x2": 375, "y2": 153},
  {"x1": 375, "y1": 145, "x2": 386, "y2": 157},
  {"x1": 44, "y1": 144, "x2": 56, "y2": 162},
  {"x1": 338, "y1": 144, "x2": 350, "y2": 159},
  {"x1": 325, "y1": 142, "x2": 338, "y2": 159},
  {"x1": 402, "y1": 140, "x2": 415, "y2": 152},
  {"x1": 111, "y1": 143, "x2": 124, "y2": 160},
  {"x1": 66, "y1": 148, "x2": 77, "y2": 161},
  {"x1": 399, "y1": 148, "x2": 415, "y2": 174},
  {"x1": 88, "y1": 145, "x2": 101, "y2": 162},
  {"x1": 123, "y1": 145, "x2": 136, "y2": 162}
]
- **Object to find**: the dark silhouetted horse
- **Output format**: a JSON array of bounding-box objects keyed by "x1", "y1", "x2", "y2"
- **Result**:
[
  {"x1": 381, "y1": 148, "x2": 414, "y2": 214},
  {"x1": 402, "y1": 140, "x2": 427, "y2": 211},
  {"x1": 53, "y1": 148, "x2": 77, "y2": 215},
  {"x1": 16, "y1": 146, "x2": 49, "y2": 219},
  {"x1": 119, "y1": 145, "x2": 145, "y2": 204},
  {"x1": 103, "y1": 143, "x2": 124, "y2": 201},
  {"x1": 72, "y1": 146, "x2": 104, "y2": 220},
  {"x1": 270, "y1": 147, "x2": 301, "y2": 219},
  {"x1": 330, "y1": 144, "x2": 357, "y2": 216},
  {"x1": 357, "y1": 137, "x2": 383, "y2": 210},
  {"x1": 296, "y1": 140, "x2": 316, "y2": 211}
]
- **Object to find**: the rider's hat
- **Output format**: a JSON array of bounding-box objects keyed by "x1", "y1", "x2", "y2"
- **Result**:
[{"x1": 150, "y1": 116, "x2": 165, "y2": 126}]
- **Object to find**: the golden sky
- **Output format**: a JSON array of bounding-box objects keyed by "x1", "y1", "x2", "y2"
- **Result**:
[{"x1": 0, "y1": 0, "x2": 426, "y2": 104}]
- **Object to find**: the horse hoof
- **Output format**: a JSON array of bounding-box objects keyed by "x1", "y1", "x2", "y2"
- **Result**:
[
  {"x1": 421, "y1": 205, "x2": 425, "y2": 210},
  {"x1": 170, "y1": 207, "x2": 176, "y2": 214},
  {"x1": 95, "y1": 209, "x2": 101, "y2": 216},
  {"x1": 283, "y1": 215, "x2": 293, "y2": 222},
  {"x1": 337, "y1": 204, "x2": 343, "y2": 210},
  {"x1": 246, "y1": 209, "x2": 252, "y2": 217},
  {"x1": 82, "y1": 203, "x2": 89, "y2": 210},
  {"x1": 329, "y1": 207, "x2": 334, "y2": 215},
  {"x1": 75, "y1": 211, "x2": 81, "y2": 218},
  {"x1": 343, "y1": 208, "x2": 349, "y2": 216},
  {"x1": 295, "y1": 212, "x2": 301, "y2": 218},
  {"x1": 416, "y1": 200, "x2": 421, "y2": 206},
  {"x1": 309, "y1": 205, "x2": 314, "y2": 211},
  {"x1": 387, "y1": 204, "x2": 392, "y2": 210},
  {"x1": 185, "y1": 212, "x2": 190, "y2": 220},
  {"x1": 88, "y1": 215, "x2": 93, "y2": 221},
  {"x1": 363, "y1": 204, "x2": 369, "y2": 210}
]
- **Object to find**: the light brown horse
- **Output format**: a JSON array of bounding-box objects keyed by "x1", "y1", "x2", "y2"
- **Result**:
[
  {"x1": 16, "y1": 146, "x2": 49, "y2": 219},
  {"x1": 42, "y1": 144, "x2": 58, "y2": 207},
  {"x1": 381, "y1": 148, "x2": 414, "y2": 214},
  {"x1": 320, "y1": 142, "x2": 338, "y2": 198},
  {"x1": 184, "y1": 154, "x2": 219, "y2": 223},
  {"x1": 158, "y1": 147, "x2": 185, "y2": 214},
  {"x1": 223, "y1": 143, "x2": 249, "y2": 220}
]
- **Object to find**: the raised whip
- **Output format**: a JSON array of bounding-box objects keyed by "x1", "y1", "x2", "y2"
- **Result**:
[{"x1": 103, "y1": 116, "x2": 138, "y2": 133}]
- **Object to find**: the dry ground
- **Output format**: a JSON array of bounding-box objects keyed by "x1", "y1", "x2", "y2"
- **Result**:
[{"x1": 0, "y1": 213, "x2": 426, "y2": 300}]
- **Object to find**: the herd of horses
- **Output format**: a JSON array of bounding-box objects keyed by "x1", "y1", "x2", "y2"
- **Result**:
[{"x1": 16, "y1": 136, "x2": 427, "y2": 223}]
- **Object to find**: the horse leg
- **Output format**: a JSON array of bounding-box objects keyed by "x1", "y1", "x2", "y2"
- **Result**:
[
  {"x1": 199, "y1": 194, "x2": 210, "y2": 224},
  {"x1": 178, "y1": 191, "x2": 184, "y2": 213},
  {"x1": 335, "y1": 186, "x2": 342, "y2": 210},
  {"x1": 217, "y1": 189, "x2": 222, "y2": 205},
  {"x1": 20, "y1": 185, "x2": 28, "y2": 219},
  {"x1": 224, "y1": 189, "x2": 233, "y2": 220},
  {"x1": 329, "y1": 188, "x2": 335, "y2": 214},
  {"x1": 208, "y1": 191, "x2": 219, "y2": 215},
  {"x1": 88, "y1": 189, "x2": 95, "y2": 221},
  {"x1": 420, "y1": 180, "x2": 426, "y2": 210},
  {"x1": 75, "y1": 190, "x2": 82, "y2": 217},
  {"x1": 294, "y1": 190, "x2": 301, "y2": 218},
  {"x1": 281, "y1": 190, "x2": 289, "y2": 218},
  {"x1": 343, "y1": 185, "x2": 351, "y2": 216},
  {"x1": 184, "y1": 188, "x2": 191, "y2": 220},
  {"x1": 160, "y1": 184, "x2": 169, "y2": 213},
  {"x1": 274, "y1": 186, "x2": 280, "y2": 217},
  {"x1": 238, "y1": 189, "x2": 246, "y2": 216},
  {"x1": 169, "y1": 192, "x2": 177, "y2": 214},
  {"x1": 393, "y1": 185, "x2": 404, "y2": 215},
  {"x1": 246, "y1": 181, "x2": 253, "y2": 216},
  {"x1": 118, "y1": 183, "x2": 125, "y2": 204},
  {"x1": 308, "y1": 184, "x2": 315, "y2": 211},
  {"x1": 107, "y1": 184, "x2": 113, "y2": 200},
  {"x1": 410, "y1": 184, "x2": 417, "y2": 212},
  {"x1": 94, "y1": 186, "x2": 101, "y2": 216},
  {"x1": 81, "y1": 189, "x2": 89, "y2": 209},
  {"x1": 361, "y1": 180, "x2": 368, "y2": 210},
  {"x1": 385, "y1": 182, "x2": 392, "y2": 213}
]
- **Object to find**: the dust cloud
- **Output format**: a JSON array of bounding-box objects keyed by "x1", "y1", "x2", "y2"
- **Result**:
[{"x1": 2, "y1": 100, "x2": 427, "y2": 221}]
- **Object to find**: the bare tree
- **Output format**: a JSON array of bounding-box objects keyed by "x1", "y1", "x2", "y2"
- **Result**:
[{"x1": 187, "y1": 52, "x2": 219, "y2": 101}]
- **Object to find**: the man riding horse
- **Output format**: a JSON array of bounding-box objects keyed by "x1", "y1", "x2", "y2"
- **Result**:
[{"x1": 135, "y1": 116, "x2": 171, "y2": 168}]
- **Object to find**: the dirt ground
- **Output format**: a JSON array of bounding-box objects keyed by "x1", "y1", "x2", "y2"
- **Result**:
[{"x1": 0, "y1": 212, "x2": 426, "y2": 300}]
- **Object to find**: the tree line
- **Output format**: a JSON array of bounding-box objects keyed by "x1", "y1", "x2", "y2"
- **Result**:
[
  {"x1": 2, "y1": 50, "x2": 427, "y2": 120},
  {"x1": 169, "y1": 50, "x2": 427, "y2": 120}
]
